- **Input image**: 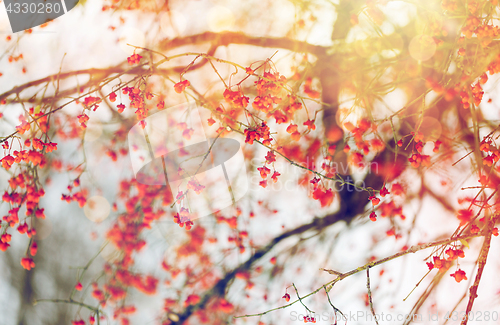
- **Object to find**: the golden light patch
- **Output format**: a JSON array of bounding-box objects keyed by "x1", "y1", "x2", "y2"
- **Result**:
[
  {"x1": 207, "y1": 6, "x2": 235, "y2": 32},
  {"x1": 409, "y1": 35, "x2": 436, "y2": 62},
  {"x1": 84, "y1": 196, "x2": 110, "y2": 223}
]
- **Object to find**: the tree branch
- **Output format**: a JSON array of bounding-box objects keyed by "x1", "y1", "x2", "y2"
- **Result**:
[
  {"x1": 170, "y1": 209, "x2": 349, "y2": 324},
  {"x1": 460, "y1": 215, "x2": 497, "y2": 325},
  {"x1": 158, "y1": 31, "x2": 327, "y2": 57}
]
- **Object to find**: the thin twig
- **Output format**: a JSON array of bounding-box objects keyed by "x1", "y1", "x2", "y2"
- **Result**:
[
  {"x1": 366, "y1": 267, "x2": 379, "y2": 325},
  {"x1": 323, "y1": 286, "x2": 345, "y2": 322},
  {"x1": 292, "y1": 283, "x2": 314, "y2": 314},
  {"x1": 34, "y1": 298, "x2": 100, "y2": 313},
  {"x1": 235, "y1": 233, "x2": 484, "y2": 319}
]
